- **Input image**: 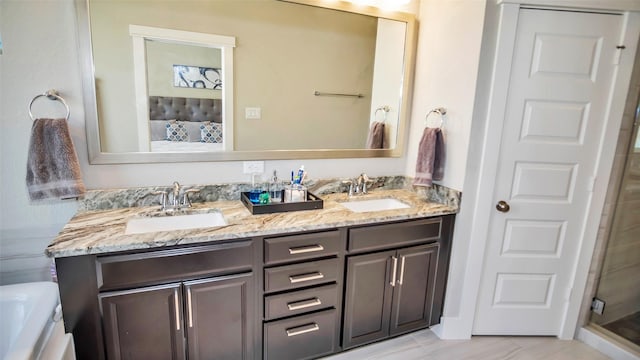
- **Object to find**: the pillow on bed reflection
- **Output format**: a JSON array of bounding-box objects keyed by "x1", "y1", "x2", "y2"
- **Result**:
[
  {"x1": 150, "y1": 119, "x2": 173, "y2": 141},
  {"x1": 200, "y1": 122, "x2": 223, "y2": 143},
  {"x1": 166, "y1": 120, "x2": 189, "y2": 142},
  {"x1": 151, "y1": 120, "x2": 204, "y2": 142}
]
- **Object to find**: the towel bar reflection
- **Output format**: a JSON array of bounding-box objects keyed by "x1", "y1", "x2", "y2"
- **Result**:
[
  {"x1": 314, "y1": 90, "x2": 364, "y2": 98},
  {"x1": 28, "y1": 89, "x2": 70, "y2": 121},
  {"x1": 425, "y1": 107, "x2": 446, "y2": 128}
]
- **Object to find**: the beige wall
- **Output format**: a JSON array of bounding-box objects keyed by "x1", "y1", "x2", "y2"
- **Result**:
[
  {"x1": 146, "y1": 41, "x2": 221, "y2": 100},
  {"x1": 91, "y1": 0, "x2": 376, "y2": 152}
]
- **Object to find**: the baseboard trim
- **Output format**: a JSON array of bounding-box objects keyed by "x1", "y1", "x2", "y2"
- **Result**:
[
  {"x1": 577, "y1": 325, "x2": 640, "y2": 360},
  {"x1": 430, "y1": 317, "x2": 472, "y2": 339}
]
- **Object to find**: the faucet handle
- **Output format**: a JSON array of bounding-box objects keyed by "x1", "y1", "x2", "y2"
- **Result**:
[
  {"x1": 361, "y1": 173, "x2": 370, "y2": 194},
  {"x1": 341, "y1": 180, "x2": 354, "y2": 197},
  {"x1": 181, "y1": 188, "x2": 200, "y2": 208},
  {"x1": 152, "y1": 190, "x2": 168, "y2": 210}
]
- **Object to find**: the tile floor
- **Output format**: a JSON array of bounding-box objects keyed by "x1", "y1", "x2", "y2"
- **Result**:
[
  {"x1": 322, "y1": 329, "x2": 610, "y2": 359},
  {"x1": 603, "y1": 311, "x2": 640, "y2": 347}
]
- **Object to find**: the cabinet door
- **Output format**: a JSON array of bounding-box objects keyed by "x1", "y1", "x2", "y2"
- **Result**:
[
  {"x1": 100, "y1": 283, "x2": 185, "y2": 360},
  {"x1": 342, "y1": 250, "x2": 395, "y2": 349},
  {"x1": 184, "y1": 272, "x2": 254, "y2": 360},
  {"x1": 390, "y1": 243, "x2": 439, "y2": 336}
]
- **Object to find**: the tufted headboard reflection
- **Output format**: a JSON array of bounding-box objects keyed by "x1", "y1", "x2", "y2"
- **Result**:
[{"x1": 149, "y1": 96, "x2": 222, "y2": 123}]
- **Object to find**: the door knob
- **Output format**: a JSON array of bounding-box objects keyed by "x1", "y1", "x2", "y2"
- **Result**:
[{"x1": 496, "y1": 200, "x2": 510, "y2": 213}]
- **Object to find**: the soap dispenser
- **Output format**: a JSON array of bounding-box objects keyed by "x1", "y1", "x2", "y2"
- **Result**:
[{"x1": 269, "y1": 170, "x2": 283, "y2": 203}]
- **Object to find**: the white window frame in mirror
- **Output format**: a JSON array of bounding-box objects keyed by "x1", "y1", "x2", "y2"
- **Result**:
[{"x1": 129, "y1": 25, "x2": 235, "y2": 152}]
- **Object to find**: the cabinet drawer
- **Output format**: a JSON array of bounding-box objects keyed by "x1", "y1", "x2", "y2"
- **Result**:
[
  {"x1": 348, "y1": 218, "x2": 442, "y2": 253},
  {"x1": 97, "y1": 241, "x2": 253, "y2": 291},
  {"x1": 265, "y1": 284, "x2": 338, "y2": 320},
  {"x1": 264, "y1": 230, "x2": 341, "y2": 265},
  {"x1": 264, "y1": 258, "x2": 339, "y2": 293},
  {"x1": 264, "y1": 309, "x2": 338, "y2": 360}
]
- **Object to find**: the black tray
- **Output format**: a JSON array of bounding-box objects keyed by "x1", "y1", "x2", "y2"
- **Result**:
[{"x1": 240, "y1": 191, "x2": 323, "y2": 215}]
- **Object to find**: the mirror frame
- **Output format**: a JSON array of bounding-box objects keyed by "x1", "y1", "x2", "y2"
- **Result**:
[{"x1": 76, "y1": 0, "x2": 417, "y2": 164}]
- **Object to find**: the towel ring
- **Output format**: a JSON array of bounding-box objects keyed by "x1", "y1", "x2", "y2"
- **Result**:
[
  {"x1": 425, "y1": 107, "x2": 446, "y2": 128},
  {"x1": 374, "y1": 105, "x2": 390, "y2": 121},
  {"x1": 28, "y1": 89, "x2": 70, "y2": 122}
]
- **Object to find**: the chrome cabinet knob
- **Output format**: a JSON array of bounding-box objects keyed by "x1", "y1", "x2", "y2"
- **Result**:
[{"x1": 496, "y1": 200, "x2": 510, "y2": 213}]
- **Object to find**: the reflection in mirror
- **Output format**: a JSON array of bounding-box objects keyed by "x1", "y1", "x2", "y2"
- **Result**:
[
  {"x1": 144, "y1": 39, "x2": 227, "y2": 153},
  {"x1": 125, "y1": 25, "x2": 234, "y2": 153},
  {"x1": 78, "y1": 0, "x2": 416, "y2": 163}
]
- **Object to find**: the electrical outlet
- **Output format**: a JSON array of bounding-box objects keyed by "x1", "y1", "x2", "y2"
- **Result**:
[
  {"x1": 245, "y1": 107, "x2": 261, "y2": 120},
  {"x1": 243, "y1": 161, "x2": 264, "y2": 174},
  {"x1": 591, "y1": 298, "x2": 605, "y2": 315}
]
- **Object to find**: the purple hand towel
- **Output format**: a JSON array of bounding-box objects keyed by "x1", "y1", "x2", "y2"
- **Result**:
[
  {"x1": 26, "y1": 118, "x2": 86, "y2": 201},
  {"x1": 413, "y1": 127, "x2": 445, "y2": 186},
  {"x1": 366, "y1": 121, "x2": 385, "y2": 149}
]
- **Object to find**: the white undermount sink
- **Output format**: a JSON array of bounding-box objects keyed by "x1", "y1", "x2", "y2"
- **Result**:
[
  {"x1": 339, "y1": 198, "x2": 411, "y2": 213},
  {"x1": 125, "y1": 211, "x2": 227, "y2": 235}
]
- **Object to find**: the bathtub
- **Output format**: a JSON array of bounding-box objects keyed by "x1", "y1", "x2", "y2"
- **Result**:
[{"x1": 0, "y1": 282, "x2": 75, "y2": 360}]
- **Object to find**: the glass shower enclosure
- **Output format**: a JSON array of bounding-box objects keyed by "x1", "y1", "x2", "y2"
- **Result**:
[{"x1": 589, "y1": 95, "x2": 640, "y2": 351}]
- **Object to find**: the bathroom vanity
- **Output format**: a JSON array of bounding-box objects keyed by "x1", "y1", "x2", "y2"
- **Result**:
[{"x1": 48, "y1": 188, "x2": 457, "y2": 360}]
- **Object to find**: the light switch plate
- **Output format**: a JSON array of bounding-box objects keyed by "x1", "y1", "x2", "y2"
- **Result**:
[
  {"x1": 243, "y1": 161, "x2": 264, "y2": 174},
  {"x1": 591, "y1": 298, "x2": 605, "y2": 315},
  {"x1": 245, "y1": 107, "x2": 261, "y2": 120}
]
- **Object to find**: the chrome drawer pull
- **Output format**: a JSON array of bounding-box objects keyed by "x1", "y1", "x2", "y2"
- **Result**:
[
  {"x1": 286, "y1": 323, "x2": 320, "y2": 337},
  {"x1": 289, "y1": 272, "x2": 324, "y2": 284},
  {"x1": 398, "y1": 256, "x2": 406, "y2": 285},
  {"x1": 173, "y1": 288, "x2": 181, "y2": 331},
  {"x1": 287, "y1": 298, "x2": 322, "y2": 311},
  {"x1": 187, "y1": 287, "x2": 193, "y2": 328},
  {"x1": 390, "y1": 256, "x2": 398, "y2": 287},
  {"x1": 288, "y1": 244, "x2": 324, "y2": 255}
]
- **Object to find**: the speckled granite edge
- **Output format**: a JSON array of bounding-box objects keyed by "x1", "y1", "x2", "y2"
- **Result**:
[{"x1": 78, "y1": 176, "x2": 460, "y2": 211}]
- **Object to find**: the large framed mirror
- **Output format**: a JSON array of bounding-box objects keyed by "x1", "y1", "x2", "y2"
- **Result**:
[{"x1": 76, "y1": 0, "x2": 417, "y2": 163}]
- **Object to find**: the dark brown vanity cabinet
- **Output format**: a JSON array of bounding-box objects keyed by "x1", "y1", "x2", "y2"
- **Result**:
[
  {"x1": 100, "y1": 283, "x2": 185, "y2": 359},
  {"x1": 342, "y1": 244, "x2": 438, "y2": 348},
  {"x1": 56, "y1": 240, "x2": 256, "y2": 360},
  {"x1": 342, "y1": 216, "x2": 454, "y2": 349},
  {"x1": 100, "y1": 273, "x2": 254, "y2": 360},
  {"x1": 262, "y1": 230, "x2": 344, "y2": 360},
  {"x1": 56, "y1": 214, "x2": 454, "y2": 360}
]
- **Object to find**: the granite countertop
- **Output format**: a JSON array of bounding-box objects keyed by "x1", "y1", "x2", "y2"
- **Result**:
[{"x1": 46, "y1": 189, "x2": 458, "y2": 258}]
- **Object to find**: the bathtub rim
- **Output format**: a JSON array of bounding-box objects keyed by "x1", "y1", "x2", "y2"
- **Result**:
[{"x1": 0, "y1": 281, "x2": 60, "y2": 360}]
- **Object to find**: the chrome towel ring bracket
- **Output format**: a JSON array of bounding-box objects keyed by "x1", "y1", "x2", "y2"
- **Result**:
[
  {"x1": 28, "y1": 89, "x2": 70, "y2": 121},
  {"x1": 425, "y1": 107, "x2": 447, "y2": 128},
  {"x1": 374, "y1": 105, "x2": 391, "y2": 121}
]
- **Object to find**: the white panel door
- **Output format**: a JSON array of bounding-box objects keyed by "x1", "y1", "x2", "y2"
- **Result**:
[{"x1": 473, "y1": 8, "x2": 623, "y2": 335}]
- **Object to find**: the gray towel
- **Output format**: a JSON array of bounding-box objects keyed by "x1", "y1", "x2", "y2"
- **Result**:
[
  {"x1": 366, "y1": 121, "x2": 385, "y2": 149},
  {"x1": 26, "y1": 118, "x2": 86, "y2": 201},
  {"x1": 413, "y1": 127, "x2": 445, "y2": 186}
]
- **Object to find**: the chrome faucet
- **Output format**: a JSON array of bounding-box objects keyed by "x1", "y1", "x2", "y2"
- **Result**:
[
  {"x1": 171, "y1": 181, "x2": 182, "y2": 208},
  {"x1": 181, "y1": 188, "x2": 200, "y2": 208},
  {"x1": 152, "y1": 190, "x2": 168, "y2": 210},
  {"x1": 153, "y1": 182, "x2": 200, "y2": 211},
  {"x1": 355, "y1": 173, "x2": 369, "y2": 194},
  {"x1": 343, "y1": 173, "x2": 369, "y2": 197},
  {"x1": 342, "y1": 180, "x2": 355, "y2": 197}
]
